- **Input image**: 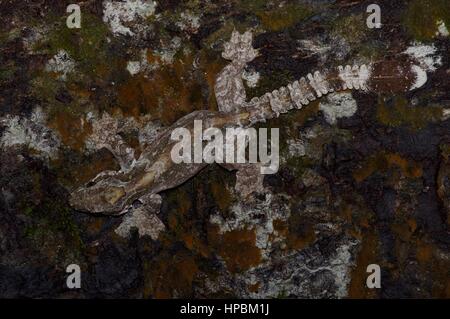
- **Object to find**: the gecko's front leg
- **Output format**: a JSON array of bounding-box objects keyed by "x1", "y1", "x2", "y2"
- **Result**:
[
  {"x1": 214, "y1": 30, "x2": 259, "y2": 113},
  {"x1": 86, "y1": 112, "x2": 137, "y2": 172},
  {"x1": 115, "y1": 193, "x2": 165, "y2": 239}
]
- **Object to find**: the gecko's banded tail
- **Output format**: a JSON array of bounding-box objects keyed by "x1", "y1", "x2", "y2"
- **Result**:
[
  {"x1": 246, "y1": 60, "x2": 421, "y2": 120},
  {"x1": 216, "y1": 31, "x2": 434, "y2": 122}
]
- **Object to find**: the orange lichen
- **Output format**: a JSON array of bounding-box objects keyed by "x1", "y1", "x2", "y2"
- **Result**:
[
  {"x1": 389, "y1": 216, "x2": 450, "y2": 297},
  {"x1": 391, "y1": 222, "x2": 416, "y2": 242},
  {"x1": 146, "y1": 50, "x2": 162, "y2": 65},
  {"x1": 273, "y1": 215, "x2": 316, "y2": 251},
  {"x1": 377, "y1": 96, "x2": 443, "y2": 129},
  {"x1": 86, "y1": 218, "x2": 105, "y2": 235},
  {"x1": 348, "y1": 231, "x2": 380, "y2": 298},
  {"x1": 49, "y1": 110, "x2": 92, "y2": 151},
  {"x1": 338, "y1": 203, "x2": 374, "y2": 241},
  {"x1": 163, "y1": 187, "x2": 213, "y2": 258},
  {"x1": 209, "y1": 180, "x2": 232, "y2": 212},
  {"x1": 353, "y1": 152, "x2": 423, "y2": 183},
  {"x1": 248, "y1": 282, "x2": 260, "y2": 293},
  {"x1": 52, "y1": 148, "x2": 119, "y2": 188},
  {"x1": 182, "y1": 233, "x2": 194, "y2": 250},
  {"x1": 284, "y1": 213, "x2": 316, "y2": 251},
  {"x1": 117, "y1": 53, "x2": 204, "y2": 124},
  {"x1": 416, "y1": 240, "x2": 433, "y2": 266},
  {"x1": 144, "y1": 250, "x2": 199, "y2": 298},
  {"x1": 209, "y1": 225, "x2": 261, "y2": 273},
  {"x1": 273, "y1": 219, "x2": 288, "y2": 236}
]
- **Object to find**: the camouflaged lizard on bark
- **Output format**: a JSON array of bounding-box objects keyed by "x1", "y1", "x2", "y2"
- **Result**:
[{"x1": 69, "y1": 30, "x2": 435, "y2": 216}]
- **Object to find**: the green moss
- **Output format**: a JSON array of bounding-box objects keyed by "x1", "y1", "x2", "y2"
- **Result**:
[
  {"x1": 24, "y1": 200, "x2": 84, "y2": 258},
  {"x1": 237, "y1": 0, "x2": 267, "y2": 13},
  {"x1": 30, "y1": 74, "x2": 61, "y2": 103},
  {"x1": 377, "y1": 96, "x2": 443, "y2": 130},
  {"x1": 204, "y1": 21, "x2": 235, "y2": 48},
  {"x1": 0, "y1": 27, "x2": 21, "y2": 43},
  {"x1": 332, "y1": 14, "x2": 366, "y2": 44},
  {"x1": 34, "y1": 13, "x2": 111, "y2": 76},
  {"x1": 329, "y1": 12, "x2": 387, "y2": 61},
  {"x1": 23, "y1": 206, "x2": 34, "y2": 216},
  {"x1": 404, "y1": 0, "x2": 450, "y2": 41},
  {"x1": 29, "y1": 75, "x2": 88, "y2": 129},
  {"x1": 0, "y1": 61, "x2": 17, "y2": 82},
  {"x1": 285, "y1": 156, "x2": 314, "y2": 178},
  {"x1": 276, "y1": 289, "x2": 288, "y2": 299},
  {"x1": 237, "y1": 0, "x2": 315, "y2": 31},
  {"x1": 440, "y1": 144, "x2": 450, "y2": 159},
  {"x1": 257, "y1": 3, "x2": 314, "y2": 31}
]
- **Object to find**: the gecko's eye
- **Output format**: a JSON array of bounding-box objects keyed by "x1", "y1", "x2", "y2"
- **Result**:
[{"x1": 132, "y1": 199, "x2": 143, "y2": 208}]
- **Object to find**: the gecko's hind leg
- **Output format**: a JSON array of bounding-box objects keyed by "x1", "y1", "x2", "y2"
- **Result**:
[{"x1": 115, "y1": 193, "x2": 165, "y2": 239}]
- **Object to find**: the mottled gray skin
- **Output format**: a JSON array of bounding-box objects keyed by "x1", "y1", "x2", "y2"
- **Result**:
[
  {"x1": 69, "y1": 110, "x2": 251, "y2": 214},
  {"x1": 214, "y1": 30, "x2": 259, "y2": 113},
  {"x1": 69, "y1": 31, "x2": 428, "y2": 215}
]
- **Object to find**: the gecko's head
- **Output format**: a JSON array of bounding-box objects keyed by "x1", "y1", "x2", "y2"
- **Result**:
[
  {"x1": 69, "y1": 175, "x2": 129, "y2": 215},
  {"x1": 222, "y1": 30, "x2": 258, "y2": 64}
]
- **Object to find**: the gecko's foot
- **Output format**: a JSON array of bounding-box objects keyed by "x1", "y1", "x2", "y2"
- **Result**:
[
  {"x1": 115, "y1": 193, "x2": 165, "y2": 239},
  {"x1": 222, "y1": 30, "x2": 258, "y2": 64}
]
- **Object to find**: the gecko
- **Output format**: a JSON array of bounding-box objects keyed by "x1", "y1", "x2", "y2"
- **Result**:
[{"x1": 69, "y1": 30, "x2": 434, "y2": 215}]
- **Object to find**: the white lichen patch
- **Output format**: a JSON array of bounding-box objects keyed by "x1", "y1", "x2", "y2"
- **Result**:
[
  {"x1": 319, "y1": 92, "x2": 357, "y2": 125},
  {"x1": 0, "y1": 107, "x2": 60, "y2": 161},
  {"x1": 329, "y1": 242, "x2": 358, "y2": 298},
  {"x1": 443, "y1": 108, "x2": 450, "y2": 120},
  {"x1": 405, "y1": 42, "x2": 442, "y2": 90},
  {"x1": 22, "y1": 25, "x2": 49, "y2": 52},
  {"x1": 235, "y1": 237, "x2": 359, "y2": 298},
  {"x1": 126, "y1": 60, "x2": 142, "y2": 75},
  {"x1": 410, "y1": 65, "x2": 428, "y2": 90},
  {"x1": 286, "y1": 139, "x2": 306, "y2": 157},
  {"x1": 297, "y1": 39, "x2": 333, "y2": 63},
  {"x1": 242, "y1": 70, "x2": 260, "y2": 88},
  {"x1": 138, "y1": 120, "x2": 163, "y2": 147},
  {"x1": 210, "y1": 192, "x2": 290, "y2": 259},
  {"x1": 405, "y1": 42, "x2": 442, "y2": 72},
  {"x1": 126, "y1": 49, "x2": 154, "y2": 76},
  {"x1": 436, "y1": 20, "x2": 449, "y2": 37},
  {"x1": 126, "y1": 38, "x2": 182, "y2": 75},
  {"x1": 157, "y1": 36, "x2": 182, "y2": 65},
  {"x1": 176, "y1": 11, "x2": 201, "y2": 34},
  {"x1": 103, "y1": 0, "x2": 157, "y2": 36},
  {"x1": 45, "y1": 50, "x2": 75, "y2": 80}
]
